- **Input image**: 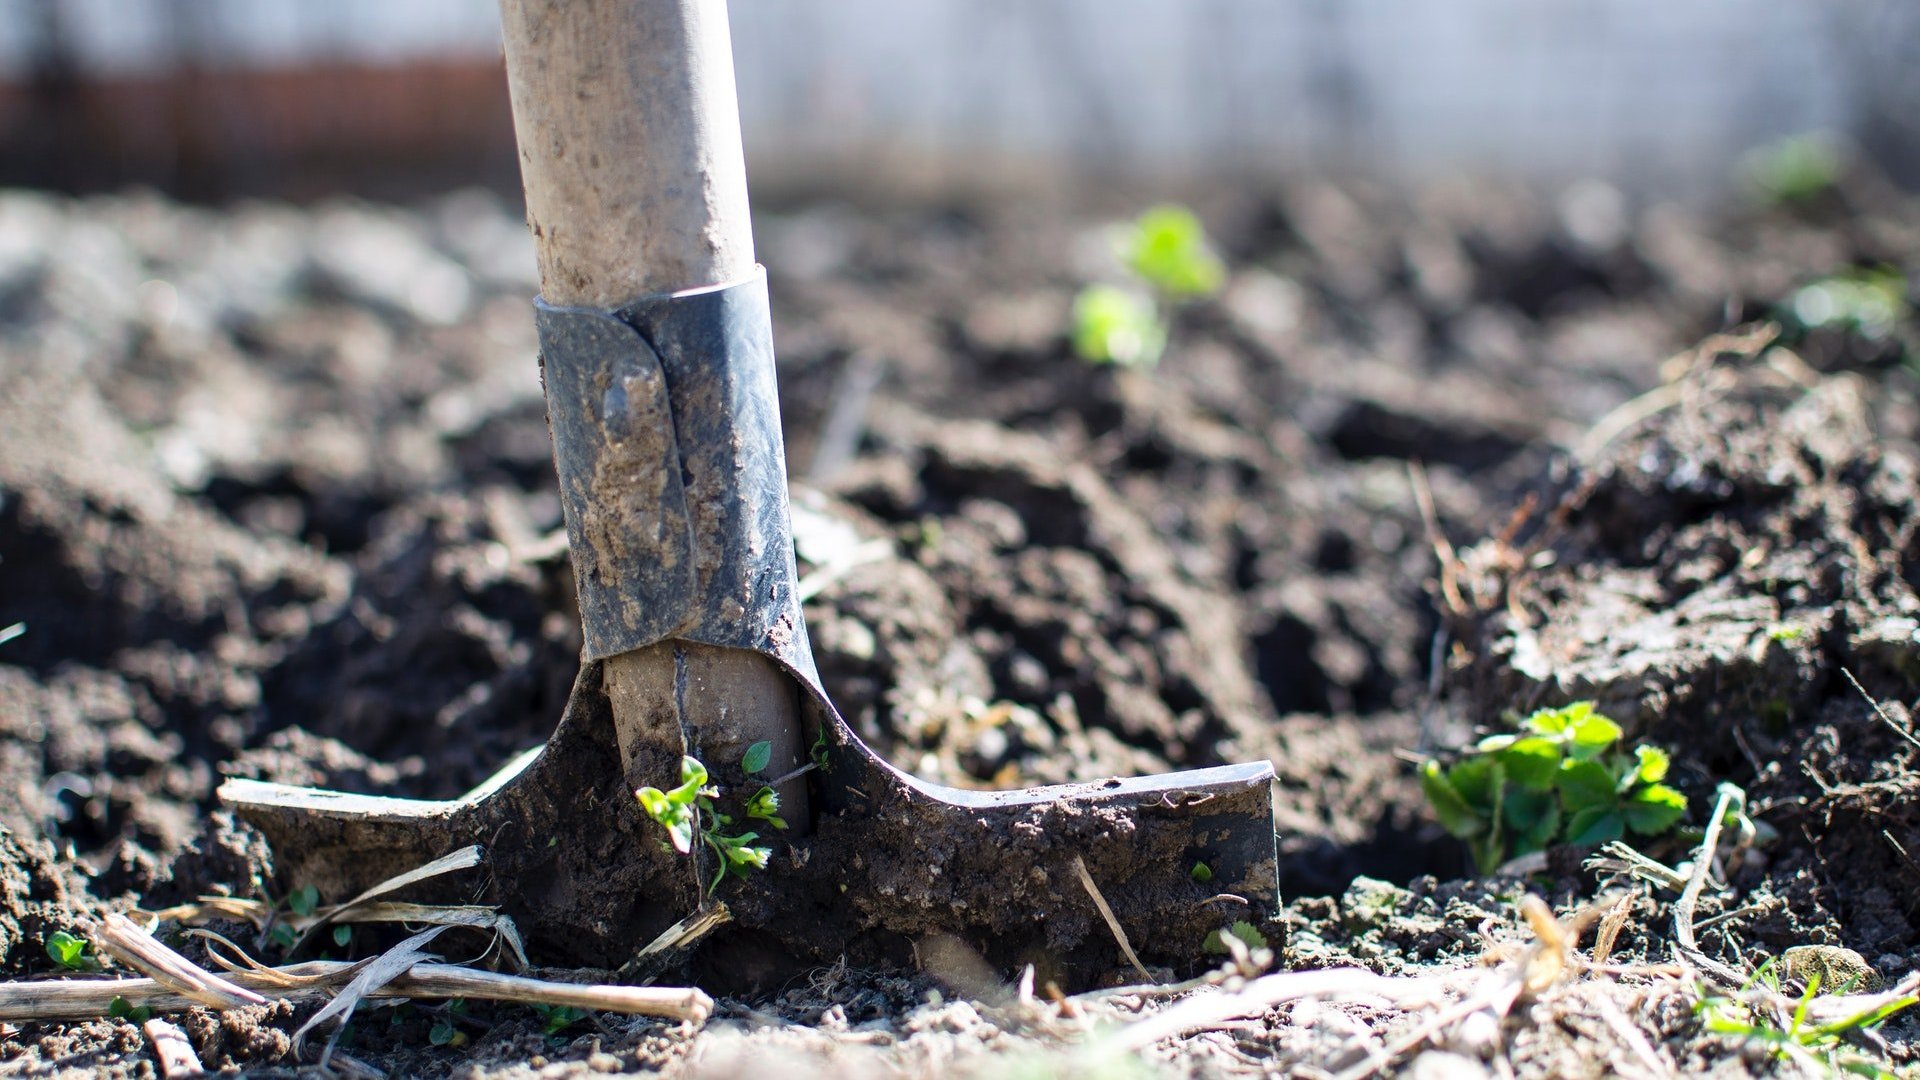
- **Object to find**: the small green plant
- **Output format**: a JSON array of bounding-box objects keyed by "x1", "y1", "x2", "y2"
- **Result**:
[
  {"x1": 1072, "y1": 205, "x2": 1225, "y2": 368},
  {"x1": 531, "y1": 1003, "x2": 588, "y2": 1037},
  {"x1": 1739, "y1": 133, "x2": 1844, "y2": 206},
  {"x1": 429, "y1": 998, "x2": 469, "y2": 1048},
  {"x1": 1420, "y1": 702, "x2": 1688, "y2": 873},
  {"x1": 636, "y1": 747, "x2": 788, "y2": 895},
  {"x1": 45, "y1": 930, "x2": 100, "y2": 973},
  {"x1": 1783, "y1": 266, "x2": 1909, "y2": 342},
  {"x1": 108, "y1": 996, "x2": 153, "y2": 1024},
  {"x1": 288, "y1": 884, "x2": 320, "y2": 918},
  {"x1": 1697, "y1": 963, "x2": 1918, "y2": 1078},
  {"x1": 1190, "y1": 861, "x2": 1214, "y2": 884},
  {"x1": 1203, "y1": 920, "x2": 1268, "y2": 955}
]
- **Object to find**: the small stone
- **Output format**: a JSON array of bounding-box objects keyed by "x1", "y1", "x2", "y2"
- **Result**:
[{"x1": 1781, "y1": 945, "x2": 1880, "y2": 991}]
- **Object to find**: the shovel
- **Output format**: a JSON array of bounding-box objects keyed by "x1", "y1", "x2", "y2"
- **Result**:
[{"x1": 220, "y1": 0, "x2": 1277, "y2": 984}]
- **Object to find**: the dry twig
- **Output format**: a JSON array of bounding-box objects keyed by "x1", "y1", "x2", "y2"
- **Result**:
[{"x1": 1072, "y1": 856, "x2": 1152, "y2": 983}]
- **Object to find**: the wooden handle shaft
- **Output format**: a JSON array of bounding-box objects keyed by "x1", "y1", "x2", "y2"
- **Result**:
[{"x1": 499, "y1": 0, "x2": 755, "y2": 306}]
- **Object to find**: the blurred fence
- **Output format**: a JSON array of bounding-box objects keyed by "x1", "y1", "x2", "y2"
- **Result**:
[{"x1": 0, "y1": 0, "x2": 1912, "y2": 199}]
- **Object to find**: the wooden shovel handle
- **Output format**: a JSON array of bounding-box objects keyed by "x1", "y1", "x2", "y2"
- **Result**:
[{"x1": 500, "y1": 0, "x2": 755, "y2": 306}]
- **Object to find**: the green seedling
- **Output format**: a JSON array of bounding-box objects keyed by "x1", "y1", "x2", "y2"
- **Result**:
[
  {"x1": 1190, "y1": 861, "x2": 1214, "y2": 884},
  {"x1": 1740, "y1": 133, "x2": 1843, "y2": 206},
  {"x1": 288, "y1": 884, "x2": 320, "y2": 918},
  {"x1": 1072, "y1": 204, "x2": 1226, "y2": 368},
  {"x1": 45, "y1": 930, "x2": 100, "y2": 973},
  {"x1": 1697, "y1": 964, "x2": 1917, "y2": 1078},
  {"x1": 531, "y1": 1003, "x2": 588, "y2": 1037},
  {"x1": 108, "y1": 996, "x2": 153, "y2": 1024},
  {"x1": 1783, "y1": 266, "x2": 1909, "y2": 342},
  {"x1": 636, "y1": 752, "x2": 785, "y2": 895},
  {"x1": 1203, "y1": 920, "x2": 1267, "y2": 955},
  {"x1": 1122, "y1": 205, "x2": 1226, "y2": 298},
  {"x1": 1420, "y1": 702, "x2": 1688, "y2": 873},
  {"x1": 1073, "y1": 285, "x2": 1165, "y2": 368},
  {"x1": 428, "y1": 998, "x2": 470, "y2": 1048},
  {"x1": 810, "y1": 726, "x2": 831, "y2": 770}
]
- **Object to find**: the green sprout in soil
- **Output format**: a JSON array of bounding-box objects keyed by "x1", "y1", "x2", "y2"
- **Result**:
[
  {"x1": 429, "y1": 998, "x2": 470, "y2": 1048},
  {"x1": 1203, "y1": 920, "x2": 1268, "y2": 956},
  {"x1": 44, "y1": 930, "x2": 100, "y2": 973},
  {"x1": 1782, "y1": 266, "x2": 1909, "y2": 342},
  {"x1": 1697, "y1": 962, "x2": 1918, "y2": 1079},
  {"x1": 109, "y1": 996, "x2": 152, "y2": 1024},
  {"x1": 1420, "y1": 701, "x2": 1688, "y2": 873},
  {"x1": 1072, "y1": 205, "x2": 1225, "y2": 368},
  {"x1": 636, "y1": 744, "x2": 788, "y2": 895},
  {"x1": 1740, "y1": 133, "x2": 1844, "y2": 206},
  {"x1": 531, "y1": 1003, "x2": 588, "y2": 1037}
]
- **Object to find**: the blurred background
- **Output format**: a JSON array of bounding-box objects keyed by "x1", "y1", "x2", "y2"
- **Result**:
[{"x1": 0, "y1": 0, "x2": 1916, "y2": 203}]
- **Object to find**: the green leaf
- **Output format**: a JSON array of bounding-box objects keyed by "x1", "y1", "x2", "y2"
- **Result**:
[
  {"x1": 1566, "y1": 712, "x2": 1624, "y2": 760},
  {"x1": 1497, "y1": 737, "x2": 1563, "y2": 791},
  {"x1": 1420, "y1": 761, "x2": 1487, "y2": 839},
  {"x1": 1122, "y1": 205, "x2": 1225, "y2": 298},
  {"x1": 636, "y1": 788, "x2": 695, "y2": 853},
  {"x1": 429, "y1": 1017, "x2": 458, "y2": 1046},
  {"x1": 1072, "y1": 284, "x2": 1166, "y2": 367},
  {"x1": 1446, "y1": 755, "x2": 1499, "y2": 809},
  {"x1": 534, "y1": 1004, "x2": 586, "y2": 1035},
  {"x1": 45, "y1": 931, "x2": 90, "y2": 971},
  {"x1": 636, "y1": 786, "x2": 672, "y2": 820},
  {"x1": 1502, "y1": 788, "x2": 1561, "y2": 854},
  {"x1": 1556, "y1": 760, "x2": 1618, "y2": 811},
  {"x1": 1204, "y1": 920, "x2": 1267, "y2": 954},
  {"x1": 289, "y1": 884, "x2": 320, "y2": 918},
  {"x1": 1633, "y1": 745, "x2": 1671, "y2": 785},
  {"x1": 1565, "y1": 806, "x2": 1627, "y2": 847},
  {"x1": 332, "y1": 925, "x2": 352, "y2": 948},
  {"x1": 109, "y1": 996, "x2": 151, "y2": 1023},
  {"x1": 1624, "y1": 784, "x2": 1688, "y2": 835},
  {"x1": 1190, "y1": 861, "x2": 1214, "y2": 884},
  {"x1": 669, "y1": 756, "x2": 710, "y2": 803},
  {"x1": 741, "y1": 741, "x2": 773, "y2": 776},
  {"x1": 1522, "y1": 702, "x2": 1590, "y2": 737}
]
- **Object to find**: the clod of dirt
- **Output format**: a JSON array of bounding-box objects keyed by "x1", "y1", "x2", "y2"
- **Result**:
[{"x1": 0, "y1": 823, "x2": 98, "y2": 975}]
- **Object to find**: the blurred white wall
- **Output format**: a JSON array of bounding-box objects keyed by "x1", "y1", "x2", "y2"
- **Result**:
[{"x1": 0, "y1": 0, "x2": 1902, "y2": 198}]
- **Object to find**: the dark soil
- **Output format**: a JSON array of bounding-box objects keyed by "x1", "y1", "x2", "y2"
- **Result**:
[{"x1": 1, "y1": 173, "x2": 1918, "y2": 1075}]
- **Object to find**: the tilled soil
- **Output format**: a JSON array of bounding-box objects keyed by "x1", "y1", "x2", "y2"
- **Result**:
[{"x1": 1, "y1": 175, "x2": 1918, "y2": 1076}]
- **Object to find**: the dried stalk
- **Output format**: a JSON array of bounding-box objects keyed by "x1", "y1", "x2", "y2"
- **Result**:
[
  {"x1": 98, "y1": 913, "x2": 267, "y2": 1011},
  {"x1": 142, "y1": 1017, "x2": 205, "y2": 1079},
  {"x1": 0, "y1": 962, "x2": 713, "y2": 1024},
  {"x1": 1071, "y1": 856, "x2": 1151, "y2": 983}
]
